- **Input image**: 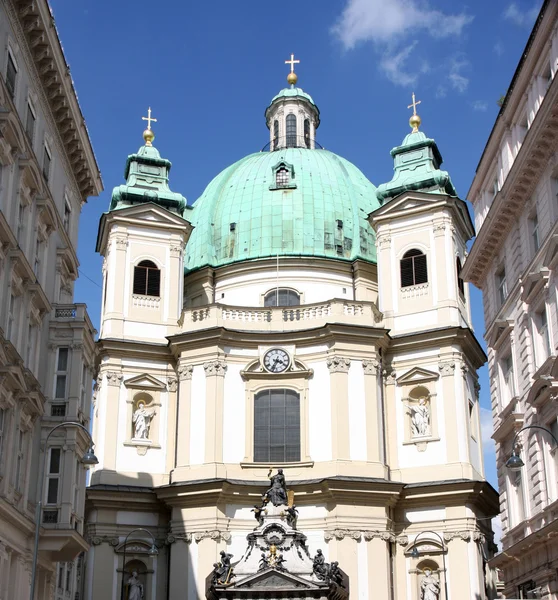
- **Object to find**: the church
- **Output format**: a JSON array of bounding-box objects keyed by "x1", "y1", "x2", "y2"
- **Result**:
[{"x1": 85, "y1": 57, "x2": 499, "y2": 599}]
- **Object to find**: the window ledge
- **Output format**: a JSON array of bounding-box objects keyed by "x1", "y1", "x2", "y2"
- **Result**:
[
  {"x1": 132, "y1": 294, "x2": 160, "y2": 309},
  {"x1": 269, "y1": 183, "x2": 297, "y2": 191},
  {"x1": 400, "y1": 283, "x2": 429, "y2": 299},
  {"x1": 240, "y1": 461, "x2": 314, "y2": 469}
]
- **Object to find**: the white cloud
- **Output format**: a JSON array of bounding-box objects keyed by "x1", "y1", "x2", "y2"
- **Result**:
[
  {"x1": 493, "y1": 41, "x2": 504, "y2": 56},
  {"x1": 448, "y1": 56, "x2": 469, "y2": 93},
  {"x1": 380, "y1": 42, "x2": 419, "y2": 87},
  {"x1": 332, "y1": 0, "x2": 473, "y2": 48},
  {"x1": 503, "y1": 2, "x2": 541, "y2": 27},
  {"x1": 480, "y1": 407, "x2": 496, "y2": 459},
  {"x1": 491, "y1": 515, "x2": 502, "y2": 549},
  {"x1": 472, "y1": 100, "x2": 488, "y2": 111}
]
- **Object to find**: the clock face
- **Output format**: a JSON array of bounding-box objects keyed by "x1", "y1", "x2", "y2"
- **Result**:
[{"x1": 263, "y1": 348, "x2": 290, "y2": 373}]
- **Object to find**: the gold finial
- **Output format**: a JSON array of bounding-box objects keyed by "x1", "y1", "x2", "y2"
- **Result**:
[
  {"x1": 407, "y1": 92, "x2": 422, "y2": 133},
  {"x1": 285, "y1": 53, "x2": 300, "y2": 86},
  {"x1": 141, "y1": 107, "x2": 157, "y2": 146}
]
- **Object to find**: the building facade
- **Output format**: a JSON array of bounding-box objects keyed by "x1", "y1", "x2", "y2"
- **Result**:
[
  {"x1": 85, "y1": 65, "x2": 499, "y2": 600},
  {"x1": 0, "y1": 1, "x2": 102, "y2": 599},
  {"x1": 462, "y1": 1, "x2": 558, "y2": 598}
]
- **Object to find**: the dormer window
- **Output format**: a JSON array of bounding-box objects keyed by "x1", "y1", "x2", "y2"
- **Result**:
[
  {"x1": 276, "y1": 168, "x2": 289, "y2": 187},
  {"x1": 133, "y1": 260, "x2": 160, "y2": 297}
]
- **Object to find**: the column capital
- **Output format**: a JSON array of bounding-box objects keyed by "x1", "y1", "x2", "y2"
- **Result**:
[
  {"x1": 203, "y1": 360, "x2": 227, "y2": 377},
  {"x1": 438, "y1": 361, "x2": 456, "y2": 376},
  {"x1": 362, "y1": 358, "x2": 381, "y2": 375},
  {"x1": 178, "y1": 364, "x2": 193, "y2": 380},
  {"x1": 324, "y1": 528, "x2": 361, "y2": 541},
  {"x1": 326, "y1": 356, "x2": 351, "y2": 373}
]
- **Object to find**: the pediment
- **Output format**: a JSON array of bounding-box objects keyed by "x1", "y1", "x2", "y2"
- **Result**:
[
  {"x1": 396, "y1": 367, "x2": 439, "y2": 385},
  {"x1": 233, "y1": 568, "x2": 320, "y2": 590},
  {"x1": 371, "y1": 191, "x2": 449, "y2": 219},
  {"x1": 486, "y1": 318, "x2": 514, "y2": 350},
  {"x1": 112, "y1": 202, "x2": 191, "y2": 227},
  {"x1": 124, "y1": 373, "x2": 167, "y2": 390}
]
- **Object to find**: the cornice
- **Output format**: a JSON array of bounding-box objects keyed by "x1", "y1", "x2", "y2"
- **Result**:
[
  {"x1": 463, "y1": 74, "x2": 558, "y2": 286},
  {"x1": 6, "y1": 0, "x2": 102, "y2": 200}
]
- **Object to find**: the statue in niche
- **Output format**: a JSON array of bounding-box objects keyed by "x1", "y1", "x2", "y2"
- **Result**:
[
  {"x1": 263, "y1": 468, "x2": 288, "y2": 507},
  {"x1": 126, "y1": 571, "x2": 144, "y2": 600},
  {"x1": 420, "y1": 568, "x2": 440, "y2": 600},
  {"x1": 132, "y1": 401, "x2": 155, "y2": 440},
  {"x1": 404, "y1": 397, "x2": 431, "y2": 437}
]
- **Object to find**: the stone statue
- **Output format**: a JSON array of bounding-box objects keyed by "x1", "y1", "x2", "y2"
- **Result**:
[
  {"x1": 126, "y1": 571, "x2": 144, "y2": 600},
  {"x1": 312, "y1": 549, "x2": 328, "y2": 580},
  {"x1": 274, "y1": 553, "x2": 286, "y2": 572},
  {"x1": 420, "y1": 568, "x2": 440, "y2": 600},
  {"x1": 285, "y1": 504, "x2": 298, "y2": 528},
  {"x1": 263, "y1": 469, "x2": 288, "y2": 506},
  {"x1": 132, "y1": 402, "x2": 155, "y2": 440},
  {"x1": 404, "y1": 397, "x2": 431, "y2": 437},
  {"x1": 329, "y1": 561, "x2": 344, "y2": 586},
  {"x1": 258, "y1": 552, "x2": 269, "y2": 571},
  {"x1": 251, "y1": 504, "x2": 265, "y2": 526}
]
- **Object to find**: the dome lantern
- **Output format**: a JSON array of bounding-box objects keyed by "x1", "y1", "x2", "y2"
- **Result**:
[{"x1": 264, "y1": 54, "x2": 320, "y2": 151}]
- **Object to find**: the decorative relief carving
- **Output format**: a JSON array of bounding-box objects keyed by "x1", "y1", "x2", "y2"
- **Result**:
[
  {"x1": 105, "y1": 371, "x2": 123, "y2": 387},
  {"x1": 377, "y1": 234, "x2": 392, "y2": 249},
  {"x1": 362, "y1": 359, "x2": 380, "y2": 375},
  {"x1": 115, "y1": 237, "x2": 128, "y2": 248},
  {"x1": 383, "y1": 367, "x2": 397, "y2": 385},
  {"x1": 326, "y1": 356, "x2": 351, "y2": 373},
  {"x1": 324, "y1": 529, "x2": 361, "y2": 541},
  {"x1": 170, "y1": 245, "x2": 183, "y2": 257},
  {"x1": 438, "y1": 361, "x2": 455, "y2": 376},
  {"x1": 443, "y1": 530, "x2": 471, "y2": 542},
  {"x1": 194, "y1": 530, "x2": 231, "y2": 542},
  {"x1": 178, "y1": 364, "x2": 193, "y2": 380},
  {"x1": 203, "y1": 360, "x2": 227, "y2": 377},
  {"x1": 167, "y1": 378, "x2": 178, "y2": 392},
  {"x1": 472, "y1": 531, "x2": 485, "y2": 543}
]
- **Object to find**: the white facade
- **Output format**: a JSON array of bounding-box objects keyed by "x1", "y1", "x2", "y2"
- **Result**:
[
  {"x1": 463, "y1": 1, "x2": 558, "y2": 598},
  {"x1": 0, "y1": 1, "x2": 102, "y2": 599}
]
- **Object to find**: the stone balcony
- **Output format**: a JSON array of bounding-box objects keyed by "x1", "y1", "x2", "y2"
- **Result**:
[{"x1": 180, "y1": 299, "x2": 383, "y2": 333}]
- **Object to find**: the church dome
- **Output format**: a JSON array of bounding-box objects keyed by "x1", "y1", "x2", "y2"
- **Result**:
[{"x1": 185, "y1": 146, "x2": 380, "y2": 271}]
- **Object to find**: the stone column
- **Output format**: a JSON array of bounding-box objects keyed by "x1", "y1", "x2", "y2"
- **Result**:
[
  {"x1": 326, "y1": 356, "x2": 351, "y2": 460},
  {"x1": 102, "y1": 369, "x2": 123, "y2": 471},
  {"x1": 203, "y1": 360, "x2": 227, "y2": 464},
  {"x1": 439, "y1": 360, "x2": 459, "y2": 463},
  {"x1": 362, "y1": 358, "x2": 383, "y2": 466},
  {"x1": 382, "y1": 366, "x2": 398, "y2": 471},
  {"x1": 194, "y1": 531, "x2": 231, "y2": 599},
  {"x1": 175, "y1": 364, "x2": 193, "y2": 469},
  {"x1": 168, "y1": 534, "x2": 192, "y2": 600},
  {"x1": 324, "y1": 530, "x2": 361, "y2": 596},
  {"x1": 363, "y1": 531, "x2": 399, "y2": 599}
]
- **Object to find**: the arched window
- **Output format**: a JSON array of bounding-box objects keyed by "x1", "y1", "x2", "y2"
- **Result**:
[
  {"x1": 273, "y1": 120, "x2": 279, "y2": 150},
  {"x1": 304, "y1": 119, "x2": 310, "y2": 148},
  {"x1": 456, "y1": 257, "x2": 465, "y2": 297},
  {"x1": 400, "y1": 249, "x2": 427, "y2": 287},
  {"x1": 254, "y1": 389, "x2": 300, "y2": 462},
  {"x1": 264, "y1": 289, "x2": 300, "y2": 307},
  {"x1": 133, "y1": 260, "x2": 160, "y2": 296},
  {"x1": 286, "y1": 114, "x2": 297, "y2": 148}
]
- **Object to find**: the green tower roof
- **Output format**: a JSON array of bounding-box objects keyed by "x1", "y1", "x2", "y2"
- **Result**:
[
  {"x1": 376, "y1": 128, "x2": 457, "y2": 203},
  {"x1": 185, "y1": 147, "x2": 379, "y2": 272},
  {"x1": 109, "y1": 141, "x2": 187, "y2": 214}
]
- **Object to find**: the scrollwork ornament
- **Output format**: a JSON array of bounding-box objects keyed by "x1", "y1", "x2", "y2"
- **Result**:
[
  {"x1": 395, "y1": 535, "x2": 409, "y2": 546},
  {"x1": 383, "y1": 367, "x2": 397, "y2": 385},
  {"x1": 438, "y1": 361, "x2": 455, "y2": 376},
  {"x1": 443, "y1": 530, "x2": 471, "y2": 542},
  {"x1": 110, "y1": 537, "x2": 119, "y2": 547},
  {"x1": 167, "y1": 378, "x2": 178, "y2": 392},
  {"x1": 326, "y1": 356, "x2": 351, "y2": 373},
  {"x1": 178, "y1": 364, "x2": 193, "y2": 380},
  {"x1": 194, "y1": 530, "x2": 230, "y2": 542},
  {"x1": 324, "y1": 529, "x2": 361, "y2": 541},
  {"x1": 91, "y1": 536, "x2": 102, "y2": 546},
  {"x1": 362, "y1": 358, "x2": 381, "y2": 375},
  {"x1": 105, "y1": 371, "x2": 123, "y2": 387},
  {"x1": 170, "y1": 245, "x2": 183, "y2": 257}
]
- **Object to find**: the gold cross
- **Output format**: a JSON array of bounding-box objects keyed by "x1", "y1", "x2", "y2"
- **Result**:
[
  {"x1": 285, "y1": 53, "x2": 300, "y2": 73},
  {"x1": 407, "y1": 92, "x2": 421, "y2": 116},
  {"x1": 142, "y1": 107, "x2": 157, "y2": 130}
]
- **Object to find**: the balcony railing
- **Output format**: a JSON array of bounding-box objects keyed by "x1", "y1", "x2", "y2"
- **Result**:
[
  {"x1": 182, "y1": 299, "x2": 382, "y2": 332},
  {"x1": 261, "y1": 136, "x2": 324, "y2": 152},
  {"x1": 53, "y1": 303, "x2": 87, "y2": 320}
]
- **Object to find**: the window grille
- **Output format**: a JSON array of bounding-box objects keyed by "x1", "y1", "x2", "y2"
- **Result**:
[
  {"x1": 51, "y1": 403, "x2": 66, "y2": 417},
  {"x1": 400, "y1": 249, "x2": 427, "y2": 287},
  {"x1": 133, "y1": 260, "x2": 161, "y2": 297},
  {"x1": 286, "y1": 114, "x2": 297, "y2": 148},
  {"x1": 264, "y1": 289, "x2": 300, "y2": 307},
  {"x1": 43, "y1": 509, "x2": 58, "y2": 524},
  {"x1": 6, "y1": 53, "x2": 17, "y2": 98},
  {"x1": 254, "y1": 389, "x2": 300, "y2": 463},
  {"x1": 275, "y1": 167, "x2": 290, "y2": 187}
]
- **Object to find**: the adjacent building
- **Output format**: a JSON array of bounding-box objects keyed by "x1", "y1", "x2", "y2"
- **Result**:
[
  {"x1": 85, "y1": 62, "x2": 499, "y2": 599},
  {"x1": 462, "y1": 1, "x2": 558, "y2": 597},
  {"x1": 0, "y1": 1, "x2": 102, "y2": 599}
]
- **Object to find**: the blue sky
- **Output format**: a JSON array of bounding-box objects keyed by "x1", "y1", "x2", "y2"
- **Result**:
[{"x1": 50, "y1": 0, "x2": 542, "y2": 489}]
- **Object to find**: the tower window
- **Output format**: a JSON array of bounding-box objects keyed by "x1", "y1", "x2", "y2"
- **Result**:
[
  {"x1": 286, "y1": 114, "x2": 297, "y2": 148},
  {"x1": 304, "y1": 119, "x2": 310, "y2": 148},
  {"x1": 400, "y1": 249, "x2": 427, "y2": 287},
  {"x1": 254, "y1": 389, "x2": 300, "y2": 463},
  {"x1": 273, "y1": 120, "x2": 279, "y2": 150},
  {"x1": 264, "y1": 289, "x2": 300, "y2": 307},
  {"x1": 275, "y1": 167, "x2": 290, "y2": 187},
  {"x1": 133, "y1": 260, "x2": 161, "y2": 297},
  {"x1": 456, "y1": 257, "x2": 465, "y2": 298}
]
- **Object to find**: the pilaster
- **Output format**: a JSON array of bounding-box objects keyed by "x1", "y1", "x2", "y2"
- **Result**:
[
  {"x1": 175, "y1": 363, "x2": 193, "y2": 470},
  {"x1": 362, "y1": 358, "x2": 384, "y2": 466},
  {"x1": 203, "y1": 360, "x2": 227, "y2": 464},
  {"x1": 326, "y1": 356, "x2": 351, "y2": 460},
  {"x1": 438, "y1": 359, "x2": 459, "y2": 464}
]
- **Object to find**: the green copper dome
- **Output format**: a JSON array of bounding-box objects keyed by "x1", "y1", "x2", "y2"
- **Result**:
[
  {"x1": 269, "y1": 86, "x2": 316, "y2": 106},
  {"x1": 185, "y1": 147, "x2": 379, "y2": 271}
]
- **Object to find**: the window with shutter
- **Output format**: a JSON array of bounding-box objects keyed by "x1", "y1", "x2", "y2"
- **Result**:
[
  {"x1": 456, "y1": 257, "x2": 465, "y2": 298},
  {"x1": 133, "y1": 260, "x2": 161, "y2": 297},
  {"x1": 400, "y1": 249, "x2": 428, "y2": 287},
  {"x1": 254, "y1": 389, "x2": 300, "y2": 463}
]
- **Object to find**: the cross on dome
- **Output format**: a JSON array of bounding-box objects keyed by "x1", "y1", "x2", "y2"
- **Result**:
[
  {"x1": 407, "y1": 92, "x2": 422, "y2": 133},
  {"x1": 285, "y1": 53, "x2": 300, "y2": 86},
  {"x1": 141, "y1": 107, "x2": 157, "y2": 146}
]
